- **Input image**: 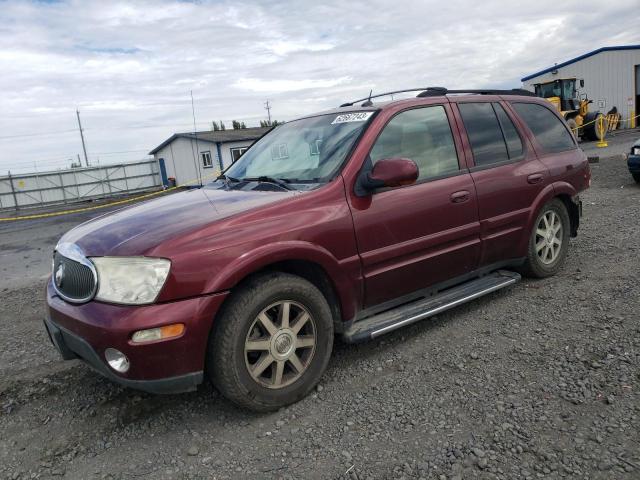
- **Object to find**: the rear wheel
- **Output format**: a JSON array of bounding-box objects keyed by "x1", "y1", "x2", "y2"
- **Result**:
[
  {"x1": 208, "y1": 272, "x2": 333, "y2": 411},
  {"x1": 566, "y1": 117, "x2": 578, "y2": 140},
  {"x1": 520, "y1": 199, "x2": 570, "y2": 278}
]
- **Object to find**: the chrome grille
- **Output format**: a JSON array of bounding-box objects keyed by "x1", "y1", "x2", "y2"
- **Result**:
[{"x1": 52, "y1": 244, "x2": 97, "y2": 303}]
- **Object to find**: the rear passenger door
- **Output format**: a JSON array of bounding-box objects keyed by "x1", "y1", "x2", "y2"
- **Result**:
[{"x1": 454, "y1": 101, "x2": 549, "y2": 266}]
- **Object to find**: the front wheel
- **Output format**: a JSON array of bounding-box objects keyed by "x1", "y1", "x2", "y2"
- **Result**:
[
  {"x1": 520, "y1": 199, "x2": 570, "y2": 278},
  {"x1": 633, "y1": 173, "x2": 640, "y2": 184},
  {"x1": 208, "y1": 272, "x2": 334, "y2": 411}
]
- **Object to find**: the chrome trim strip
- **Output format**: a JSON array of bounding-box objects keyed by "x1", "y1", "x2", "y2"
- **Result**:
[
  {"x1": 370, "y1": 277, "x2": 517, "y2": 338},
  {"x1": 52, "y1": 242, "x2": 98, "y2": 304}
]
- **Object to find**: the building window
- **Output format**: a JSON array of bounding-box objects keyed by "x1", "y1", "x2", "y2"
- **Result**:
[
  {"x1": 201, "y1": 151, "x2": 213, "y2": 168},
  {"x1": 230, "y1": 147, "x2": 248, "y2": 163},
  {"x1": 271, "y1": 143, "x2": 289, "y2": 161}
]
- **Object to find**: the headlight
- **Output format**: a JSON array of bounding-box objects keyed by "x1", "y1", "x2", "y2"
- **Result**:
[
  {"x1": 633, "y1": 146, "x2": 640, "y2": 156},
  {"x1": 91, "y1": 257, "x2": 170, "y2": 305}
]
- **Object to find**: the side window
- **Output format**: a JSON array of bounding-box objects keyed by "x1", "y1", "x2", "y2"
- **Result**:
[
  {"x1": 369, "y1": 106, "x2": 459, "y2": 181},
  {"x1": 493, "y1": 103, "x2": 523, "y2": 159},
  {"x1": 511, "y1": 102, "x2": 576, "y2": 153},
  {"x1": 458, "y1": 103, "x2": 509, "y2": 166}
]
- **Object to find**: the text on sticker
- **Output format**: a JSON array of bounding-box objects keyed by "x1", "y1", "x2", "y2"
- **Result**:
[{"x1": 331, "y1": 112, "x2": 374, "y2": 124}]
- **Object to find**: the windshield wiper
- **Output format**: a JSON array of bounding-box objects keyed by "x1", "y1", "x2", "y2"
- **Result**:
[
  {"x1": 284, "y1": 177, "x2": 325, "y2": 184},
  {"x1": 241, "y1": 176, "x2": 294, "y2": 191},
  {"x1": 217, "y1": 173, "x2": 241, "y2": 188},
  {"x1": 218, "y1": 173, "x2": 240, "y2": 182}
]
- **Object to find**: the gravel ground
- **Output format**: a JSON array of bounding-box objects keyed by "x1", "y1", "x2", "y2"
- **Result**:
[
  {"x1": 0, "y1": 154, "x2": 639, "y2": 480},
  {"x1": 581, "y1": 128, "x2": 638, "y2": 156}
]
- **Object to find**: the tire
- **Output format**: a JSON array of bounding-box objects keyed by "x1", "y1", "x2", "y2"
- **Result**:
[
  {"x1": 566, "y1": 117, "x2": 578, "y2": 140},
  {"x1": 208, "y1": 272, "x2": 334, "y2": 411},
  {"x1": 520, "y1": 199, "x2": 571, "y2": 278},
  {"x1": 633, "y1": 173, "x2": 640, "y2": 184},
  {"x1": 582, "y1": 112, "x2": 607, "y2": 142}
]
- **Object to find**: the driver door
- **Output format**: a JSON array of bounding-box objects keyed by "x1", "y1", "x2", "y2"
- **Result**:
[{"x1": 349, "y1": 105, "x2": 481, "y2": 307}]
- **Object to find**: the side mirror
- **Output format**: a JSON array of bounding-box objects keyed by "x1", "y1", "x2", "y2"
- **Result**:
[
  {"x1": 355, "y1": 158, "x2": 419, "y2": 196},
  {"x1": 580, "y1": 79, "x2": 585, "y2": 88}
]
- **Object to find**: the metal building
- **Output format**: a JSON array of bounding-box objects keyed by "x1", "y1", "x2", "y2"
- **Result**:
[
  {"x1": 521, "y1": 45, "x2": 640, "y2": 129},
  {"x1": 149, "y1": 127, "x2": 270, "y2": 186}
]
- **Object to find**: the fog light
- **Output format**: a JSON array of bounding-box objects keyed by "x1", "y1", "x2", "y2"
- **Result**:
[
  {"x1": 131, "y1": 323, "x2": 185, "y2": 344},
  {"x1": 105, "y1": 348, "x2": 130, "y2": 373}
]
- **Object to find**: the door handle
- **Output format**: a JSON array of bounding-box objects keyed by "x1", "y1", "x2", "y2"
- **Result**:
[
  {"x1": 450, "y1": 190, "x2": 470, "y2": 203},
  {"x1": 527, "y1": 173, "x2": 544, "y2": 184}
]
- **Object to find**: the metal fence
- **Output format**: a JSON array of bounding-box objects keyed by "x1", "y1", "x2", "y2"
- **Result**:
[{"x1": 0, "y1": 160, "x2": 161, "y2": 211}]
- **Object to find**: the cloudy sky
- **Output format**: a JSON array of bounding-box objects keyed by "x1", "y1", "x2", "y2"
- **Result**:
[{"x1": 0, "y1": 0, "x2": 638, "y2": 175}]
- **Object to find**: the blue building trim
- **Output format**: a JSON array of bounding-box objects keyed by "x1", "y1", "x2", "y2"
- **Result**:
[{"x1": 521, "y1": 45, "x2": 640, "y2": 82}]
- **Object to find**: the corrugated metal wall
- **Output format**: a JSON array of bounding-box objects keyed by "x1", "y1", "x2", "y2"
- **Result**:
[
  {"x1": 522, "y1": 49, "x2": 640, "y2": 127},
  {"x1": 0, "y1": 160, "x2": 161, "y2": 211}
]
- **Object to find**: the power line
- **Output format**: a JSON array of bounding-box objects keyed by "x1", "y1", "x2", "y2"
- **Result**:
[
  {"x1": 0, "y1": 149, "x2": 150, "y2": 168},
  {"x1": 92, "y1": 149, "x2": 149, "y2": 155},
  {"x1": 0, "y1": 117, "x2": 268, "y2": 142},
  {"x1": 0, "y1": 129, "x2": 78, "y2": 140}
]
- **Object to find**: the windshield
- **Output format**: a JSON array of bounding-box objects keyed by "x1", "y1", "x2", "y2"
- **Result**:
[
  {"x1": 224, "y1": 112, "x2": 374, "y2": 183},
  {"x1": 561, "y1": 79, "x2": 576, "y2": 99},
  {"x1": 535, "y1": 81, "x2": 561, "y2": 98}
]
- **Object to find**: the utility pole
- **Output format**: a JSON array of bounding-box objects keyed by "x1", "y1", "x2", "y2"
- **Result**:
[
  {"x1": 76, "y1": 109, "x2": 89, "y2": 167},
  {"x1": 264, "y1": 100, "x2": 272, "y2": 124}
]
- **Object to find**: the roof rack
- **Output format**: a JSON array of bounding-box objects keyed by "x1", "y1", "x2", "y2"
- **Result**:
[
  {"x1": 417, "y1": 87, "x2": 537, "y2": 97},
  {"x1": 339, "y1": 87, "x2": 536, "y2": 107}
]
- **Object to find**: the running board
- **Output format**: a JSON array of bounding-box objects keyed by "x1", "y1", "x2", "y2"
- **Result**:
[{"x1": 342, "y1": 270, "x2": 521, "y2": 343}]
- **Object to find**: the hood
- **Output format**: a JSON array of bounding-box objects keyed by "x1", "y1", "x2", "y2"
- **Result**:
[{"x1": 61, "y1": 187, "x2": 294, "y2": 256}]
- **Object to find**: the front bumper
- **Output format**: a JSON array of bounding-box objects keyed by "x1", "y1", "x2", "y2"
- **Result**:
[{"x1": 45, "y1": 280, "x2": 228, "y2": 394}]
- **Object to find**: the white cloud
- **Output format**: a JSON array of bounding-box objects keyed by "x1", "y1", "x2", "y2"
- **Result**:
[
  {"x1": 233, "y1": 76, "x2": 351, "y2": 92},
  {"x1": 0, "y1": 0, "x2": 638, "y2": 174}
]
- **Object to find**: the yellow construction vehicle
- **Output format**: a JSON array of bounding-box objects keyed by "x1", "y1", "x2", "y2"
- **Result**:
[{"x1": 533, "y1": 78, "x2": 607, "y2": 141}]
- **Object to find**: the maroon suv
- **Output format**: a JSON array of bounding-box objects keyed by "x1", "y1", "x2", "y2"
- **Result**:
[{"x1": 45, "y1": 87, "x2": 590, "y2": 410}]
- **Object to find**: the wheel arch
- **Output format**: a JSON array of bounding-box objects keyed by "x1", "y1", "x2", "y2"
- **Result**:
[
  {"x1": 519, "y1": 182, "x2": 579, "y2": 255},
  {"x1": 551, "y1": 181, "x2": 579, "y2": 237},
  {"x1": 206, "y1": 242, "x2": 361, "y2": 328}
]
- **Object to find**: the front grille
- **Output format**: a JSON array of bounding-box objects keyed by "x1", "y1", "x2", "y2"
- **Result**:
[{"x1": 53, "y1": 251, "x2": 97, "y2": 302}]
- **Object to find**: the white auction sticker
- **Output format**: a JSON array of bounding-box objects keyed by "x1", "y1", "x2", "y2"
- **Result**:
[{"x1": 331, "y1": 112, "x2": 374, "y2": 124}]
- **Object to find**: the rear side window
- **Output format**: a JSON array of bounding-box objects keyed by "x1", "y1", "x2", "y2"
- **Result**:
[
  {"x1": 494, "y1": 104, "x2": 523, "y2": 159},
  {"x1": 458, "y1": 103, "x2": 509, "y2": 166},
  {"x1": 511, "y1": 102, "x2": 575, "y2": 153},
  {"x1": 369, "y1": 106, "x2": 460, "y2": 181}
]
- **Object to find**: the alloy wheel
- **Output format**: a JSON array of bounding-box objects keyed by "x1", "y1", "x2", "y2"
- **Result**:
[
  {"x1": 535, "y1": 210, "x2": 563, "y2": 265},
  {"x1": 244, "y1": 301, "x2": 317, "y2": 389}
]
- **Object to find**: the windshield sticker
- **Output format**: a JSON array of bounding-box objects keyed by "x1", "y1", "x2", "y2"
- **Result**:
[{"x1": 331, "y1": 112, "x2": 374, "y2": 124}]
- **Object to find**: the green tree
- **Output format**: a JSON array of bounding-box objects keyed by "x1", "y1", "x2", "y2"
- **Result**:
[
  {"x1": 211, "y1": 121, "x2": 220, "y2": 131},
  {"x1": 220, "y1": 121, "x2": 226, "y2": 131}
]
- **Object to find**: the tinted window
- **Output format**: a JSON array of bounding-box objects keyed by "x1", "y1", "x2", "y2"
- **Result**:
[
  {"x1": 512, "y1": 102, "x2": 575, "y2": 153},
  {"x1": 494, "y1": 103, "x2": 523, "y2": 159},
  {"x1": 458, "y1": 103, "x2": 509, "y2": 166},
  {"x1": 369, "y1": 106, "x2": 459, "y2": 181}
]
